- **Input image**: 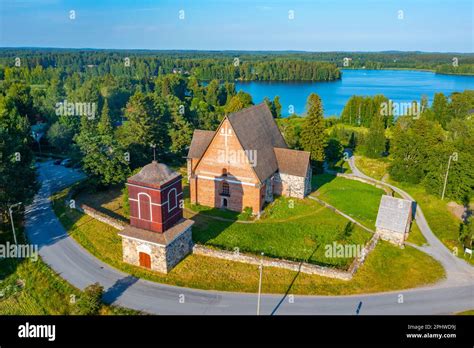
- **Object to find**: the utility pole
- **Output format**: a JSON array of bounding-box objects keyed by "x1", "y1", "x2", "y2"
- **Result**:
[
  {"x1": 441, "y1": 152, "x2": 458, "y2": 200},
  {"x1": 8, "y1": 202, "x2": 22, "y2": 245},
  {"x1": 257, "y1": 252, "x2": 264, "y2": 315}
]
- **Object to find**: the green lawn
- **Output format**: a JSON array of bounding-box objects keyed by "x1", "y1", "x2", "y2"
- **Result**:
[
  {"x1": 311, "y1": 174, "x2": 385, "y2": 230},
  {"x1": 190, "y1": 196, "x2": 372, "y2": 269},
  {"x1": 51, "y1": 187, "x2": 445, "y2": 295},
  {"x1": 354, "y1": 155, "x2": 474, "y2": 265}
]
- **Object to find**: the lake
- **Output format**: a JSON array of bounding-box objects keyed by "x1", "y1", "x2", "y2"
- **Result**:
[{"x1": 235, "y1": 69, "x2": 474, "y2": 117}]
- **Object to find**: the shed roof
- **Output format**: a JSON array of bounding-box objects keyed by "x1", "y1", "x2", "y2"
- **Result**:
[
  {"x1": 375, "y1": 195, "x2": 412, "y2": 234},
  {"x1": 274, "y1": 147, "x2": 311, "y2": 177}
]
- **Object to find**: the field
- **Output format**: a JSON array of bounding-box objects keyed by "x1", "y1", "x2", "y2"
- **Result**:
[
  {"x1": 51, "y1": 187, "x2": 445, "y2": 295},
  {"x1": 311, "y1": 174, "x2": 385, "y2": 230},
  {"x1": 190, "y1": 196, "x2": 372, "y2": 269}
]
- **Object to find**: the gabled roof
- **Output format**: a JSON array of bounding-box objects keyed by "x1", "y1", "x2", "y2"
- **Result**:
[
  {"x1": 187, "y1": 103, "x2": 311, "y2": 183},
  {"x1": 128, "y1": 161, "x2": 180, "y2": 187},
  {"x1": 227, "y1": 103, "x2": 288, "y2": 182},
  {"x1": 274, "y1": 148, "x2": 311, "y2": 177},
  {"x1": 187, "y1": 129, "x2": 214, "y2": 159},
  {"x1": 375, "y1": 195, "x2": 412, "y2": 234}
]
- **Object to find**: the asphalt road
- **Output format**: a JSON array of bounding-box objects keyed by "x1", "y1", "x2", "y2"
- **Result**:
[{"x1": 24, "y1": 161, "x2": 474, "y2": 315}]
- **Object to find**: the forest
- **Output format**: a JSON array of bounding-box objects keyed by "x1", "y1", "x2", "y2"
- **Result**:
[{"x1": 0, "y1": 49, "x2": 473, "y2": 229}]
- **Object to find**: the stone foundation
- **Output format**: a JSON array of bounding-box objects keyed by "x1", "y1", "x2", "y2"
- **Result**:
[
  {"x1": 375, "y1": 227, "x2": 406, "y2": 246},
  {"x1": 120, "y1": 219, "x2": 194, "y2": 273}
]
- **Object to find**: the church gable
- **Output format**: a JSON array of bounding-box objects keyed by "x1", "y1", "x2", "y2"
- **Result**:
[{"x1": 194, "y1": 118, "x2": 260, "y2": 184}]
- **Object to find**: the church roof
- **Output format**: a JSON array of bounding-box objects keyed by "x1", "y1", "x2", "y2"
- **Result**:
[
  {"x1": 187, "y1": 103, "x2": 311, "y2": 183},
  {"x1": 227, "y1": 103, "x2": 288, "y2": 182},
  {"x1": 127, "y1": 161, "x2": 180, "y2": 187},
  {"x1": 187, "y1": 129, "x2": 214, "y2": 159},
  {"x1": 375, "y1": 195, "x2": 412, "y2": 234},
  {"x1": 274, "y1": 148, "x2": 311, "y2": 177}
]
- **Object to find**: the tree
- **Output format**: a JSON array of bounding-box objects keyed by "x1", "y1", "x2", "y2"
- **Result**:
[
  {"x1": 0, "y1": 95, "x2": 38, "y2": 222},
  {"x1": 364, "y1": 114, "x2": 386, "y2": 158},
  {"x1": 431, "y1": 93, "x2": 449, "y2": 128},
  {"x1": 46, "y1": 121, "x2": 73, "y2": 151},
  {"x1": 224, "y1": 91, "x2": 253, "y2": 114},
  {"x1": 324, "y1": 138, "x2": 343, "y2": 164},
  {"x1": 167, "y1": 96, "x2": 193, "y2": 155},
  {"x1": 75, "y1": 100, "x2": 130, "y2": 186},
  {"x1": 301, "y1": 93, "x2": 326, "y2": 167}
]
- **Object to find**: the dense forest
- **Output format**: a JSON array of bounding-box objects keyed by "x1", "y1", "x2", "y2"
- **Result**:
[{"x1": 1, "y1": 49, "x2": 473, "y2": 231}]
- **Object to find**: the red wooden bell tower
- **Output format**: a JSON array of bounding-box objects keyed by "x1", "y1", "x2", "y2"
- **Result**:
[{"x1": 126, "y1": 161, "x2": 183, "y2": 233}]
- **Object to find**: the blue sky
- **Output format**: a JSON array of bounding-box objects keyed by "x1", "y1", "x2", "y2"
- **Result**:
[{"x1": 0, "y1": 0, "x2": 472, "y2": 52}]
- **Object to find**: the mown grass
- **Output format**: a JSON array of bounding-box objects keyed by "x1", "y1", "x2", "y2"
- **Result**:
[
  {"x1": 406, "y1": 221, "x2": 427, "y2": 246},
  {"x1": 311, "y1": 174, "x2": 385, "y2": 230},
  {"x1": 190, "y1": 196, "x2": 372, "y2": 269},
  {"x1": 51, "y1": 187, "x2": 445, "y2": 295},
  {"x1": 354, "y1": 155, "x2": 474, "y2": 265}
]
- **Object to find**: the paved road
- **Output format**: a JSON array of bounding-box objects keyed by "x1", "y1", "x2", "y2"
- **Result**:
[
  {"x1": 24, "y1": 161, "x2": 474, "y2": 315},
  {"x1": 346, "y1": 155, "x2": 474, "y2": 286}
]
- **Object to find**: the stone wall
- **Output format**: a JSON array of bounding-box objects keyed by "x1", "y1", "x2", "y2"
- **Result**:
[
  {"x1": 121, "y1": 226, "x2": 193, "y2": 274},
  {"x1": 274, "y1": 172, "x2": 307, "y2": 199},
  {"x1": 166, "y1": 226, "x2": 194, "y2": 270},
  {"x1": 375, "y1": 227, "x2": 405, "y2": 246},
  {"x1": 78, "y1": 204, "x2": 126, "y2": 231},
  {"x1": 264, "y1": 177, "x2": 273, "y2": 203},
  {"x1": 193, "y1": 244, "x2": 353, "y2": 280}
]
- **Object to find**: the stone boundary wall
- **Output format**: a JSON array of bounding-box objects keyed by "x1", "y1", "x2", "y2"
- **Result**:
[
  {"x1": 347, "y1": 233, "x2": 379, "y2": 275},
  {"x1": 78, "y1": 204, "x2": 126, "y2": 231},
  {"x1": 66, "y1": 185, "x2": 378, "y2": 280},
  {"x1": 193, "y1": 244, "x2": 353, "y2": 280}
]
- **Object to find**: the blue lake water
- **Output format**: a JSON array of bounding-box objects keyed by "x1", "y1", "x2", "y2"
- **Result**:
[{"x1": 234, "y1": 69, "x2": 474, "y2": 117}]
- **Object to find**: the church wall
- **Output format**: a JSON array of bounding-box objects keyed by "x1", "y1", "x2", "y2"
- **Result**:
[
  {"x1": 194, "y1": 177, "x2": 262, "y2": 214},
  {"x1": 273, "y1": 172, "x2": 307, "y2": 199}
]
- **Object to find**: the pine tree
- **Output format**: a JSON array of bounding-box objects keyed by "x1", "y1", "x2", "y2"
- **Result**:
[
  {"x1": 364, "y1": 114, "x2": 386, "y2": 158},
  {"x1": 301, "y1": 93, "x2": 326, "y2": 166}
]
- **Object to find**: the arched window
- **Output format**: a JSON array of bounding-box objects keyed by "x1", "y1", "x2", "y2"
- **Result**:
[
  {"x1": 137, "y1": 192, "x2": 152, "y2": 221},
  {"x1": 221, "y1": 182, "x2": 230, "y2": 196},
  {"x1": 168, "y1": 188, "x2": 178, "y2": 212}
]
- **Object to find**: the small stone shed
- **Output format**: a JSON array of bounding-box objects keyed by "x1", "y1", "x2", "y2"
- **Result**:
[{"x1": 375, "y1": 195, "x2": 413, "y2": 246}]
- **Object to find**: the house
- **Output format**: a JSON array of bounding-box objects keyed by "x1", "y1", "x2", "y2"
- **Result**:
[
  {"x1": 119, "y1": 161, "x2": 194, "y2": 273},
  {"x1": 186, "y1": 103, "x2": 312, "y2": 215},
  {"x1": 375, "y1": 195, "x2": 413, "y2": 245}
]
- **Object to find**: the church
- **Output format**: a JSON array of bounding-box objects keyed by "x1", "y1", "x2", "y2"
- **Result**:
[{"x1": 187, "y1": 103, "x2": 312, "y2": 215}]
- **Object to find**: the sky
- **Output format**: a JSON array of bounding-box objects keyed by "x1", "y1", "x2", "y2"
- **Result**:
[{"x1": 0, "y1": 0, "x2": 472, "y2": 52}]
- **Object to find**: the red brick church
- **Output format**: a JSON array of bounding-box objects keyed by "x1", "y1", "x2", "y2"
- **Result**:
[{"x1": 187, "y1": 103, "x2": 312, "y2": 215}]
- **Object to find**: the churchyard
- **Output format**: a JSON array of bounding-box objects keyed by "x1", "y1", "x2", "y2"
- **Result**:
[{"x1": 51, "y1": 171, "x2": 445, "y2": 294}]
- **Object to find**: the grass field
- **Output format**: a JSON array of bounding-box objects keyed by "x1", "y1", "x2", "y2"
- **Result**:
[
  {"x1": 51, "y1": 187, "x2": 445, "y2": 295},
  {"x1": 354, "y1": 155, "x2": 474, "y2": 265},
  {"x1": 406, "y1": 222, "x2": 427, "y2": 246},
  {"x1": 0, "y1": 226, "x2": 136, "y2": 315},
  {"x1": 354, "y1": 155, "x2": 391, "y2": 181},
  {"x1": 190, "y1": 196, "x2": 372, "y2": 269},
  {"x1": 311, "y1": 174, "x2": 385, "y2": 230}
]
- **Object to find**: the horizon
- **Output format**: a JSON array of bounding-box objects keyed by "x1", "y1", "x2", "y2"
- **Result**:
[{"x1": 1, "y1": 0, "x2": 472, "y2": 52}]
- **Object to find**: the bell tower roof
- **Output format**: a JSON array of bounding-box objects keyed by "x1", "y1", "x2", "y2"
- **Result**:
[{"x1": 128, "y1": 161, "x2": 180, "y2": 187}]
